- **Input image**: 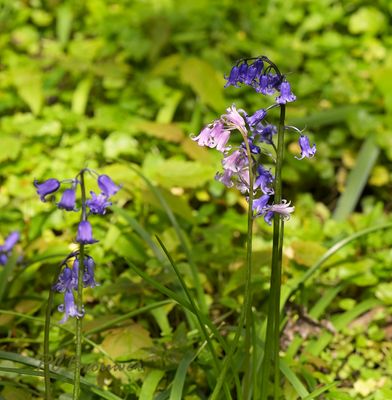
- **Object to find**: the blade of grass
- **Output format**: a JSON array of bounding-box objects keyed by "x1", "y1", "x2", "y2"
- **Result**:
[
  {"x1": 155, "y1": 236, "x2": 233, "y2": 400},
  {"x1": 279, "y1": 358, "x2": 309, "y2": 398},
  {"x1": 0, "y1": 252, "x2": 18, "y2": 304},
  {"x1": 123, "y1": 164, "x2": 208, "y2": 314},
  {"x1": 333, "y1": 136, "x2": 379, "y2": 220},
  {"x1": 169, "y1": 351, "x2": 194, "y2": 400},
  {"x1": 111, "y1": 205, "x2": 167, "y2": 266},
  {"x1": 0, "y1": 351, "x2": 122, "y2": 400},
  {"x1": 303, "y1": 382, "x2": 338, "y2": 400},
  {"x1": 139, "y1": 369, "x2": 165, "y2": 400}
]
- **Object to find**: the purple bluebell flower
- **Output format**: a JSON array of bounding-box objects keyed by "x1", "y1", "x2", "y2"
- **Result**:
[
  {"x1": 58, "y1": 290, "x2": 84, "y2": 323},
  {"x1": 34, "y1": 178, "x2": 60, "y2": 202},
  {"x1": 295, "y1": 135, "x2": 316, "y2": 160},
  {"x1": 222, "y1": 149, "x2": 247, "y2": 172},
  {"x1": 57, "y1": 189, "x2": 77, "y2": 211},
  {"x1": 191, "y1": 124, "x2": 214, "y2": 147},
  {"x1": 86, "y1": 191, "x2": 112, "y2": 215},
  {"x1": 215, "y1": 169, "x2": 235, "y2": 188},
  {"x1": 252, "y1": 194, "x2": 271, "y2": 217},
  {"x1": 262, "y1": 200, "x2": 295, "y2": 225},
  {"x1": 83, "y1": 256, "x2": 98, "y2": 288},
  {"x1": 237, "y1": 62, "x2": 249, "y2": 83},
  {"x1": 76, "y1": 221, "x2": 98, "y2": 244},
  {"x1": 53, "y1": 267, "x2": 73, "y2": 292},
  {"x1": 222, "y1": 105, "x2": 247, "y2": 132},
  {"x1": 276, "y1": 81, "x2": 296, "y2": 104},
  {"x1": 247, "y1": 109, "x2": 267, "y2": 127},
  {"x1": 255, "y1": 165, "x2": 275, "y2": 195},
  {"x1": 255, "y1": 124, "x2": 277, "y2": 144},
  {"x1": 236, "y1": 169, "x2": 250, "y2": 193},
  {"x1": 244, "y1": 59, "x2": 264, "y2": 85},
  {"x1": 97, "y1": 175, "x2": 121, "y2": 197},
  {"x1": 0, "y1": 231, "x2": 20, "y2": 253},
  {"x1": 256, "y1": 74, "x2": 281, "y2": 95},
  {"x1": 0, "y1": 254, "x2": 8, "y2": 265},
  {"x1": 224, "y1": 65, "x2": 240, "y2": 88}
]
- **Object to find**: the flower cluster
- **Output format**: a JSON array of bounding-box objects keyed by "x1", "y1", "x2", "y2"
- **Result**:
[
  {"x1": 0, "y1": 231, "x2": 20, "y2": 265},
  {"x1": 34, "y1": 170, "x2": 121, "y2": 322},
  {"x1": 192, "y1": 56, "x2": 316, "y2": 224}
]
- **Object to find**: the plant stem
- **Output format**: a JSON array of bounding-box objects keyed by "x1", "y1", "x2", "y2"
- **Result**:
[
  {"x1": 209, "y1": 127, "x2": 254, "y2": 400},
  {"x1": 260, "y1": 104, "x2": 286, "y2": 400},
  {"x1": 73, "y1": 170, "x2": 87, "y2": 400}
]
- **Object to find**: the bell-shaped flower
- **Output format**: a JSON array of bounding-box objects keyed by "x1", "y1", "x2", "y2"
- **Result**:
[
  {"x1": 191, "y1": 124, "x2": 214, "y2": 147},
  {"x1": 58, "y1": 290, "x2": 84, "y2": 324},
  {"x1": 295, "y1": 135, "x2": 316, "y2": 160},
  {"x1": 263, "y1": 200, "x2": 295, "y2": 225},
  {"x1": 222, "y1": 149, "x2": 247, "y2": 172},
  {"x1": 57, "y1": 189, "x2": 77, "y2": 211},
  {"x1": 237, "y1": 62, "x2": 249, "y2": 83},
  {"x1": 215, "y1": 169, "x2": 234, "y2": 188},
  {"x1": 247, "y1": 108, "x2": 267, "y2": 127},
  {"x1": 224, "y1": 65, "x2": 240, "y2": 88},
  {"x1": 0, "y1": 254, "x2": 8, "y2": 265},
  {"x1": 86, "y1": 191, "x2": 112, "y2": 215},
  {"x1": 255, "y1": 165, "x2": 275, "y2": 195},
  {"x1": 53, "y1": 267, "x2": 73, "y2": 292},
  {"x1": 83, "y1": 256, "x2": 98, "y2": 288},
  {"x1": 34, "y1": 178, "x2": 61, "y2": 202},
  {"x1": 252, "y1": 194, "x2": 271, "y2": 217},
  {"x1": 0, "y1": 231, "x2": 20, "y2": 253},
  {"x1": 76, "y1": 220, "x2": 98, "y2": 245},
  {"x1": 97, "y1": 175, "x2": 121, "y2": 197},
  {"x1": 276, "y1": 81, "x2": 296, "y2": 104}
]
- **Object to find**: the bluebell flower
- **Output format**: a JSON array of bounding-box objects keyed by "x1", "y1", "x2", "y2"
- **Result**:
[
  {"x1": 224, "y1": 65, "x2": 240, "y2": 88},
  {"x1": 53, "y1": 267, "x2": 73, "y2": 292},
  {"x1": 244, "y1": 59, "x2": 264, "y2": 85},
  {"x1": 254, "y1": 165, "x2": 275, "y2": 195},
  {"x1": 215, "y1": 169, "x2": 235, "y2": 188},
  {"x1": 237, "y1": 62, "x2": 249, "y2": 83},
  {"x1": 276, "y1": 81, "x2": 296, "y2": 104},
  {"x1": 34, "y1": 178, "x2": 60, "y2": 202},
  {"x1": 191, "y1": 124, "x2": 215, "y2": 147},
  {"x1": 1, "y1": 231, "x2": 20, "y2": 253},
  {"x1": 86, "y1": 191, "x2": 112, "y2": 215},
  {"x1": 0, "y1": 254, "x2": 8, "y2": 265},
  {"x1": 252, "y1": 194, "x2": 271, "y2": 217},
  {"x1": 295, "y1": 135, "x2": 316, "y2": 160},
  {"x1": 57, "y1": 189, "x2": 77, "y2": 211},
  {"x1": 247, "y1": 109, "x2": 267, "y2": 127},
  {"x1": 58, "y1": 290, "x2": 84, "y2": 324},
  {"x1": 253, "y1": 124, "x2": 277, "y2": 144},
  {"x1": 256, "y1": 74, "x2": 281, "y2": 95},
  {"x1": 83, "y1": 256, "x2": 98, "y2": 288},
  {"x1": 262, "y1": 200, "x2": 295, "y2": 225},
  {"x1": 222, "y1": 149, "x2": 247, "y2": 172},
  {"x1": 76, "y1": 221, "x2": 98, "y2": 244},
  {"x1": 222, "y1": 105, "x2": 247, "y2": 132},
  {"x1": 97, "y1": 175, "x2": 121, "y2": 197}
]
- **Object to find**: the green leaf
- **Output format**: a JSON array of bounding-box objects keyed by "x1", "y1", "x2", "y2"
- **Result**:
[
  {"x1": 333, "y1": 136, "x2": 379, "y2": 220},
  {"x1": 72, "y1": 77, "x2": 92, "y2": 115},
  {"x1": 56, "y1": 5, "x2": 73, "y2": 47},
  {"x1": 280, "y1": 358, "x2": 309, "y2": 398},
  {"x1": 142, "y1": 154, "x2": 216, "y2": 188},
  {"x1": 0, "y1": 135, "x2": 22, "y2": 162},
  {"x1": 139, "y1": 369, "x2": 165, "y2": 400},
  {"x1": 100, "y1": 325, "x2": 153, "y2": 362},
  {"x1": 104, "y1": 131, "x2": 139, "y2": 159},
  {"x1": 12, "y1": 65, "x2": 43, "y2": 115},
  {"x1": 169, "y1": 351, "x2": 194, "y2": 400},
  {"x1": 180, "y1": 57, "x2": 226, "y2": 112},
  {"x1": 348, "y1": 7, "x2": 386, "y2": 35}
]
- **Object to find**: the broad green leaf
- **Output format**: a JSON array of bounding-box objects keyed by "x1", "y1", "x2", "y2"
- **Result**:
[
  {"x1": 139, "y1": 369, "x2": 165, "y2": 400},
  {"x1": 12, "y1": 65, "x2": 43, "y2": 115},
  {"x1": 72, "y1": 77, "x2": 92, "y2": 115},
  {"x1": 56, "y1": 5, "x2": 73, "y2": 47},
  {"x1": 104, "y1": 131, "x2": 139, "y2": 159},
  {"x1": 180, "y1": 57, "x2": 226, "y2": 112},
  {"x1": 142, "y1": 154, "x2": 216, "y2": 188},
  {"x1": 136, "y1": 121, "x2": 184, "y2": 142},
  {"x1": 101, "y1": 325, "x2": 153, "y2": 362},
  {"x1": 0, "y1": 135, "x2": 22, "y2": 162},
  {"x1": 348, "y1": 7, "x2": 386, "y2": 35}
]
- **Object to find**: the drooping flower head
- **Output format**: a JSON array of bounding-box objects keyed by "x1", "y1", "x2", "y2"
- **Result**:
[
  {"x1": 0, "y1": 231, "x2": 20, "y2": 266},
  {"x1": 98, "y1": 175, "x2": 121, "y2": 197},
  {"x1": 295, "y1": 135, "x2": 316, "y2": 160},
  {"x1": 76, "y1": 221, "x2": 98, "y2": 245},
  {"x1": 58, "y1": 290, "x2": 84, "y2": 324},
  {"x1": 34, "y1": 178, "x2": 60, "y2": 202},
  {"x1": 57, "y1": 188, "x2": 77, "y2": 211},
  {"x1": 276, "y1": 81, "x2": 296, "y2": 104}
]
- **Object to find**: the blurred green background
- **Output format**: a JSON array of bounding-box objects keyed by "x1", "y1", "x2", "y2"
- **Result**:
[{"x1": 2, "y1": 0, "x2": 392, "y2": 398}]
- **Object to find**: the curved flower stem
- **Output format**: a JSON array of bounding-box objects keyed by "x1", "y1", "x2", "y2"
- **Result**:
[
  {"x1": 261, "y1": 104, "x2": 286, "y2": 400},
  {"x1": 209, "y1": 127, "x2": 254, "y2": 400},
  {"x1": 73, "y1": 171, "x2": 87, "y2": 400}
]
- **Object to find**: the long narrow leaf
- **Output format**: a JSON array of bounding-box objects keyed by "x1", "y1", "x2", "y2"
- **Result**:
[
  {"x1": 303, "y1": 382, "x2": 337, "y2": 400},
  {"x1": 280, "y1": 358, "x2": 309, "y2": 398},
  {"x1": 139, "y1": 369, "x2": 165, "y2": 400},
  {"x1": 169, "y1": 351, "x2": 194, "y2": 400},
  {"x1": 333, "y1": 136, "x2": 379, "y2": 220}
]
